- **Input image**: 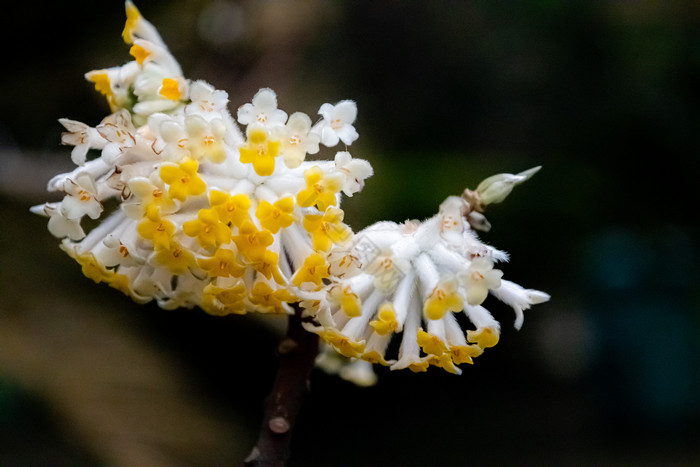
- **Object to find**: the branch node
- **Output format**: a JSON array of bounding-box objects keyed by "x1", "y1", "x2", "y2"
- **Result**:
[
  {"x1": 277, "y1": 337, "x2": 298, "y2": 355},
  {"x1": 269, "y1": 416, "x2": 291, "y2": 434}
]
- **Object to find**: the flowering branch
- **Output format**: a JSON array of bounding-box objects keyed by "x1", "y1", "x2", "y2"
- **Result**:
[
  {"x1": 244, "y1": 305, "x2": 319, "y2": 467},
  {"x1": 32, "y1": 3, "x2": 551, "y2": 463}
]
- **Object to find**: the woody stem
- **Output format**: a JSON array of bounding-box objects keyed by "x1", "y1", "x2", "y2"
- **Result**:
[{"x1": 243, "y1": 303, "x2": 319, "y2": 467}]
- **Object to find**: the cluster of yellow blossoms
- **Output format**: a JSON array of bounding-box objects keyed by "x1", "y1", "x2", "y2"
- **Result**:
[{"x1": 33, "y1": 2, "x2": 548, "y2": 377}]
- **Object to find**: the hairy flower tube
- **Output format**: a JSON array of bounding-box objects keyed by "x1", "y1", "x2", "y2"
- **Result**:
[{"x1": 32, "y1": 2, "x2": 548, "y2": 379}]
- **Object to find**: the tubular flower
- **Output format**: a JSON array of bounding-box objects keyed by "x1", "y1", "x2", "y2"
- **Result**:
[
  {"x1": 237, "y1": 88, "x2": 288, "y2": 128},
  {"x1": 303, "y1": 206, "x2": 352, "y2": 252},
  {"x1": 296, "y1": 166, "x2": 344, "y2": 211},
  {"x1": 292, "y1": 253, "x2": 330, "y2": 290},
  {"x1": 32, "y1": 3, "x2": 372, "y2": 317},
  {"x1": 314, "y1": 100, "x2": 359, "y2": 147},
  {"x1": 256, "y1": 197, "x2": 294, "y2": 234},
  {"x1": 239, "y1": 123, "x2": 281, "y2": 176},
  {"x1": 249, "y1": 281, "x2": 297, "y2": 314},
  {"x1": 182, "y1": 207, "x2": 231, "y2": 249},
  {"x1": 197, "y1": 247, "x2": 245, "y2": 278},
  {"x1": 137, "y1": 204, "x2": 174, "y2": 250},
  {"x1": 159, "y1": 158, "x2": 206, "y2": 201},
  {"x1": 201, "y1": 280, "x2": 247, "y2": 316},
  {"x1": 210, "y1": 191, "x2": 251, "y2": 227},
  {"x1": 276, "y1": 112, "x2": 320, "y2": 169},
  {"x1": 304, "y1": 188, "x2": 550, "y2": 374}
]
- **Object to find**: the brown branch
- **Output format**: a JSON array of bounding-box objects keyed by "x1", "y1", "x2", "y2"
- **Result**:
[{"x1": 244, "y1": 304, "x2": 319, "y2": 467}]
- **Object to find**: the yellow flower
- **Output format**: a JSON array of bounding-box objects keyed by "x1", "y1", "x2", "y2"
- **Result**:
[
  {"x1": 125, "y1": 177, "x2": 176, "y2": 219},
  {"x1": 106, "y1": 273, "x2": 133, "y2": 297},
  {"x1": 122, "y1": 1, "x2": 142, "y2": 43},
  {"x1": 252, "y1": 250, "x2": 286, "y2": 285},
  {"x1": 210, "y1": 190, "x2": 251, "y2": 227},
  {"x1": 183, "y1": 207, "x2": 231, "y2": 248},
  {"x1": 303, "y1": 206, "x2": 351, "y2": 252},
  {"x1": 406, "y1": 360, "x2": 430, "y2": 373},
  {"x1": 85, "y1": 71, "x2": 117, "y2": 111},
  {"x1": 73, "y1": 251, "x2": 110, "y2": 284},
  {"x1": 129, "y1": 43, "x2": 150, "y2": 66},
  {"x1": 329, "y1": 284, "x2": 361, "y2": 317},
  {"x1": 197, "y1": 247, "x2": 245, "y2": 278},
  {"x1": 292, "y1": 253, "x2": 329, "y2": 289},
  {"x1": 202, "y1": 281, "x2": 247, "y2": 316},
  {"x1": 249, "y1": 281, "x2": 296, "y2": 313},
  {"x1": 318, "y1": 328, "x2": 365, "y2": 359},
  {"x1": 428, "y1": 353, "x2": 461, "y2": 374},
  {"x1": 151, "y1": 241, "x2": 196, "y2": 274},
  {"x1": 423, "y1": 277, "x2": 464, "y2": 321},
  {"x1": 450, "y1": 345, "x2": 483, "y2": 365},
  {"x1": 159, "y1": 78, "x2": 182, "y2": 101},
  {"x1": 159, "y1": 158, "x2": 206, "y2": 201},
  {"x1": 416, "y1": 329, "x2": 449, "y2": 356},
  {"x1": 137, "y1": 204, "x2": 174, "y2": 249},
  {"x1": 232, "y1": 220, "x2": 273, "y2": 262},
  {"x1": 255, "y1": 197, "x2": 294, "y2": 233},
  {"x1": 369, "y1": 303, "x2": 399, "y2": 335},
  {"x1": 466, "y1": 327, "x2": 500, "y2": 349},
  {"x1": 296, "y1": 166, "x2": 343, "y2": 211},
  {"x1": 239, "y1": 124, "x2": 280, "y2": 176},
  {"x1": 362, "y1": 350, "x2": 393, "y2": 366},
  {"x1": 69, "y1": 250, "x2": 134, "y2": 299}
]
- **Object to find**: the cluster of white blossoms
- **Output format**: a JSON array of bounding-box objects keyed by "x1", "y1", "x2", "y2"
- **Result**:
[
  {"x1": 306, "y1": 172, "x2": 550, "y2": 374},
  {"x1": 32, "y1": 2, "x2": 548, "y2": 377}
]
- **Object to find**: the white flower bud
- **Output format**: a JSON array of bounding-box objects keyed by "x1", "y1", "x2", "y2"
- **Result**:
[{"x1": 476, "y1": 166, "x2": 541, "y2": 206}]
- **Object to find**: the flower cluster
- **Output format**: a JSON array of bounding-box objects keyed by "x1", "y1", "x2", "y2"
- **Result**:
[
  {"x1": 32, "y1": 2, "x2": 549, "y2": 377},
  {"x1": 31, "y1": 2, "x2": 372, "y2": 317},
  {"x1": 305, "y1": 186, "x2": 550, "y2": 374}
]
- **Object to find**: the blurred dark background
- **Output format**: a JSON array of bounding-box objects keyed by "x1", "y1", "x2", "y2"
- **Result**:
[{"x1": 1, "y1": 1, "x2": 699, "y2": 465}]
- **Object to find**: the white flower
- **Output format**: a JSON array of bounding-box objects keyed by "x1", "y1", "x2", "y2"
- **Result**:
[
  {"x1": 276, "y1": 112, "x2": 320, "y2": 169},
  {"x1": 490, "y1": 279, "x2": 550, "y2": 330},
  {"x1": 315, "y1": 100, "x2": 359, "y2": 147},
  {"x1": 437, "y1": 196, "x2": 468, "y2": 245},
  {"x1": 96, "y1": 110, "x2": 137, "y2": 164},
  {"x1": 30, "y1": 203, "x2": 85, "y2": 241},
  {"x1": 150, "y1": 113, "x2": 229, "y2": 163},
  {"x1": 334, "y1": 151, "x2": 373, "y2": 196},
  {"x1": 61, "y1": 173, "x2": 103, "y2": 220},
  {"x1": 151, "y1": 114, "x2": 189, "y2": 162},
  {"x1": 99, "y1": 234, "x2": 145, "y2": 268},
  {"x1": 122, "y1": 174, "x2": 178, "y2": 219},
  {"x1": 459, "y1": 256, "x2": 503, "y2": 306},
  {"x1": 59, "y1": 119, "x2": 107, "y2": 166},
  {"x1": 186, "y1": 80, "x2": 229, "y2": 116},
  {"x1": 237, "y1": 88, "x2": 288, "y2": 128},
  {"x1": 183, "y1": 114, "x2": 228, "y2": 163}
]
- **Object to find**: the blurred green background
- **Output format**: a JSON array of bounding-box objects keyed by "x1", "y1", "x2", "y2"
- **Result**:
[{"x1": 1, "y1": 1, "x2": 699, "y2": 465}]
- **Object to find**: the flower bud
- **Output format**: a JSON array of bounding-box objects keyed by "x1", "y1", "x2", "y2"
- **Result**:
[{"x1": 476, "y1": 166, "x2": 541, "y2": 206}]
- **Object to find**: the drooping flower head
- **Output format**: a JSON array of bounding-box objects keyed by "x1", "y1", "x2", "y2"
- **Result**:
[{"x1": 304, "y1": 170, "x2": 550, "y2": 374}]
